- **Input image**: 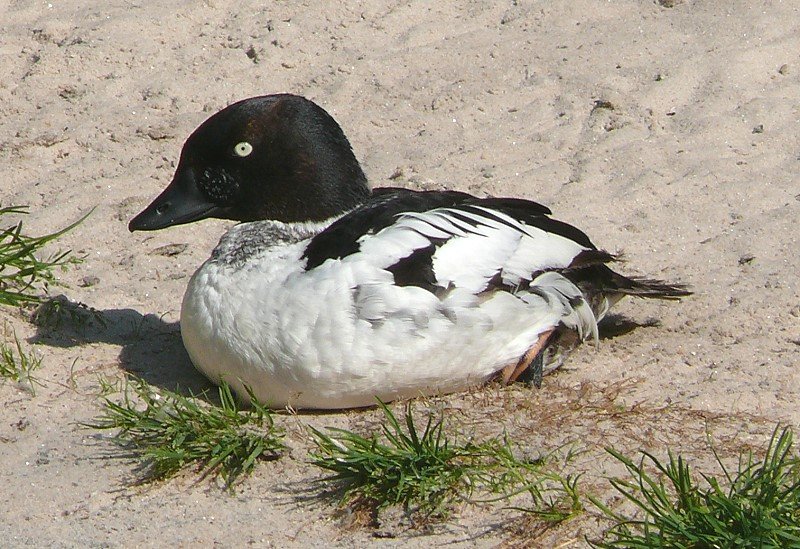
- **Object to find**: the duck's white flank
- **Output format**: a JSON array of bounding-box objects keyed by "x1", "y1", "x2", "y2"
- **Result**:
[{"x1": 180, "y1": 210, "x2": 600, "y2": 409}]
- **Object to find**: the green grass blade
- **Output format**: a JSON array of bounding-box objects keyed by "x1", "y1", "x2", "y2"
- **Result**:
[
  {"x1": 85, "y1": 378, "x2": 285, "y2": 489},
  {"x1": 591, "y1": 426, "x2": 800, "y2": 548},
  {"x1": 309, "y1": 399, "x2": 582, "y2": 522},
  {"x1": 0, "y1": 330, "x2": 44, "y2": 394},
  {"x1": 0, "y1": 206, "x2": 89, "y2": 306}
]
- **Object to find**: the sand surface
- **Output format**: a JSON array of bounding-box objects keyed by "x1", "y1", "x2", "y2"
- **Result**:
[{"x1": 1, "y1": 0, "x2": 799, "y2": 546}]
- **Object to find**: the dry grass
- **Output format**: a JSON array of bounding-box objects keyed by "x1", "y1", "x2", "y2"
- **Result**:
[{"x1": 432, "y1": 377, "x2": 784, "y2": 547}]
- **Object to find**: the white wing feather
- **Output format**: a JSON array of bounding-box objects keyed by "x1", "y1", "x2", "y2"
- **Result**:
[{"x1": 349, "y1": 205, "x2": 592, "y2": 293}]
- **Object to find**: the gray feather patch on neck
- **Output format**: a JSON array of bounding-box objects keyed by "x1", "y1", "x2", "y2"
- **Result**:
[{"x1": 210, "y1": 218, "x2": 339, "y2": 267}]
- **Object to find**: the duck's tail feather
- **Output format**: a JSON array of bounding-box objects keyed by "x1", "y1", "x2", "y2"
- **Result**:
[
  {"x1": 565, "y1": 264, "x2": 692, "y2": 301},
  {"x1": 616, "y1": 276, "x2": 692, "y2": 300}
]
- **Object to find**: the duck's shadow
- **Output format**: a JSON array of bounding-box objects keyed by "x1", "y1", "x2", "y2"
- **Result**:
[
  {"x1": 598, "y1": 313, "x2": 660, "y2": 339},
  {"x1": 28, "y1": 296, "x2": 655, "y2": 401},
  {"x1": 29, "y1": 295, "x2": 214, "y2": 397}
]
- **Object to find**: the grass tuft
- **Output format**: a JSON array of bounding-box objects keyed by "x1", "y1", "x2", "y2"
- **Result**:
[
  {"x1": 0, "y1": 330, "x2": 43, "y2": 394},
  {"x1": 309, "y1": 400, "x2": 581, "y2": 521},
  {"x1": 0, "y1": 205, "x2": 87, "y2": 306},
  {"x1": 86, "y1": 378, "x2": 285, "y2": 488},
  {"x1": 590, "y1": 425, "x2": 800, "y2": 548}
]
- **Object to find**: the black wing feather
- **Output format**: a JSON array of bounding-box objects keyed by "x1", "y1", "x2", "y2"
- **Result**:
[{"x1": 302, "y1": 188, "x2": 561, "y2": 270}]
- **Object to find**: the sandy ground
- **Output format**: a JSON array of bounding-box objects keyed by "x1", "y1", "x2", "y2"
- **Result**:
[{"x1": 1, "y1": 0, "x2": 799, "y2": 546}]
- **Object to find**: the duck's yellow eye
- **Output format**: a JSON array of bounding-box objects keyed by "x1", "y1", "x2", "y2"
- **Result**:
[{"x1": 234, "y1": 141, "x2": 253, "y2": 157}]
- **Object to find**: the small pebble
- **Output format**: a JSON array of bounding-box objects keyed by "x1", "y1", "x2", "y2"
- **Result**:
[
  {"x1": 78, "y1": 275, "x2": 100, "y2": 287},
  {"x1": 388, "y1": 167, "x2": 404, "y2": 180},
  {"x1": 738, "y1": 254, "x2": 755, "y2": 266},
  {"x1": 592, "y1": 99, "x2": 615, "y2": 112},
  {"x1": 150, "y1": 243, "x2": 188, "y2": 256}
]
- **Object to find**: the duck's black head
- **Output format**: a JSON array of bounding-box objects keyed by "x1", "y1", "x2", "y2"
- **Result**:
[{"x1": 129, "y1": 94, "x2": 370, "y2": 231}]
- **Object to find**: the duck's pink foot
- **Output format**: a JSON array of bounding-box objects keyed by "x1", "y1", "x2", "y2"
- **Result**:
[{"x1": 500, "y1": 329, "x2": 555, "y2": 387}]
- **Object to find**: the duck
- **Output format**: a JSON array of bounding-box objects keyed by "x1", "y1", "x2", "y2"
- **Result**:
[{"x1": 129, "y1": 93, "x2": 690, "y2": 410}]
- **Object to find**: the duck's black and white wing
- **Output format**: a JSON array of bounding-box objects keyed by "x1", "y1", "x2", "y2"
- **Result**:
[{"x1": 302, "y1": 190, "x2": 627, "y2": 342}]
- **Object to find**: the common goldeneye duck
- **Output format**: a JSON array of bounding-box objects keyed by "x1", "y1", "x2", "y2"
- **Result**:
[{"x1": 129, "y1": 93, "x2": 690, "y2": 410}]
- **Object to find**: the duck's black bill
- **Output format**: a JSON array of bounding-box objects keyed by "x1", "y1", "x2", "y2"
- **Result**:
[{"x1": 129, "y1": 171, "x2": 219, "y2": 232}]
